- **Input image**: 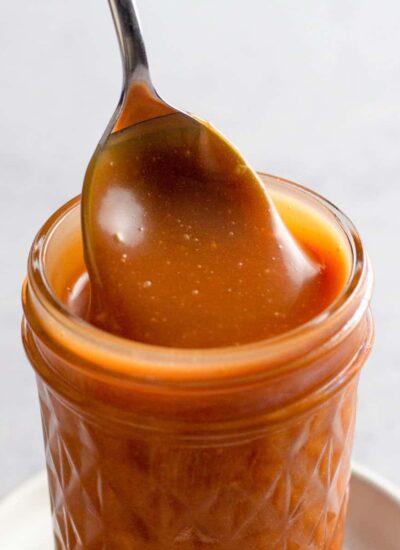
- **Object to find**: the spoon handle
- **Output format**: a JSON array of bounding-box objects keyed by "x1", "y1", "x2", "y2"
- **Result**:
[{"x1": 108, "y1": 0, "x2": 152, "y2": 86}]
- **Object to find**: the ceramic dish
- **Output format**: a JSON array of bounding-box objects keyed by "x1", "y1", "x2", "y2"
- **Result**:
[{"x1": 0, "y1": 464, "x2": 399, "y2": 549}]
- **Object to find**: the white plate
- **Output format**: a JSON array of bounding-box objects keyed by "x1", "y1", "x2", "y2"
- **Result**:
[{"x1": 0, "y1": 464, "x2": 399, "y2": 549}]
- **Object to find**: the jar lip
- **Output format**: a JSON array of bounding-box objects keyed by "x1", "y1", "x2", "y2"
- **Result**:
[{"x1": 26, "y1": 173, "x2": 371, "y2": 384}]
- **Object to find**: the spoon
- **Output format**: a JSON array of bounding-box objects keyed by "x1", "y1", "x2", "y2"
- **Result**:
[{"x1": 81, "y1": 0, "x2": 323, "y2": 348}]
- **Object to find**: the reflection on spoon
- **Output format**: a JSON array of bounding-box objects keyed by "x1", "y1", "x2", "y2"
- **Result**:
[{"x1": 98, "y1": 187, "x2": 146, "y2": 248}]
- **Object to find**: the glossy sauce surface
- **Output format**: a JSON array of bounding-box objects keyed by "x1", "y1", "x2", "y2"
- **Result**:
[{"x1": 82, "y1": 114, "x2": 345, "y2": 348}]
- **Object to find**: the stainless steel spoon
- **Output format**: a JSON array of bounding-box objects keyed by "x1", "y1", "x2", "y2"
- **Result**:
[{"x1": 81, "y1": 0, "x2": 320, "y2": 346}]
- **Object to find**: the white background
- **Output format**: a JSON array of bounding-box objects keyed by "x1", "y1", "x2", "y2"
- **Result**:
[{"x1": 0, "y1": 0, "x2": 398, "y2": 497}]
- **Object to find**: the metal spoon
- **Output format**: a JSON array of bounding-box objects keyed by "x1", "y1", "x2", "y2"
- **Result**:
[{"x1": 81, "y1": 0, "x2": 321, "y2": 346}]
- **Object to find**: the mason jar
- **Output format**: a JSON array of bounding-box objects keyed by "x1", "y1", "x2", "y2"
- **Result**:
[{"x1": 22, "y1": 174, "x2": 373, "y2": 549}]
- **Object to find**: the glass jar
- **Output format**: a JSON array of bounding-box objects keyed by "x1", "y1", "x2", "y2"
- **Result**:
[{"x1": 22, "y1": 174, "x2": 373, "y2": 549}]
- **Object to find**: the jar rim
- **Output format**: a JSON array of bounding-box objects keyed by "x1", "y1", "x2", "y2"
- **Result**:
[{"x1": 24, "y1": 173, "x2": 372, "y2": 386}]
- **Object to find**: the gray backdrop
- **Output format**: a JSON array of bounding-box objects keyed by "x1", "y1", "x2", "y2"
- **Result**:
[{"x1": 0, "y1": 0, "x2": 398, "y2": 498}]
